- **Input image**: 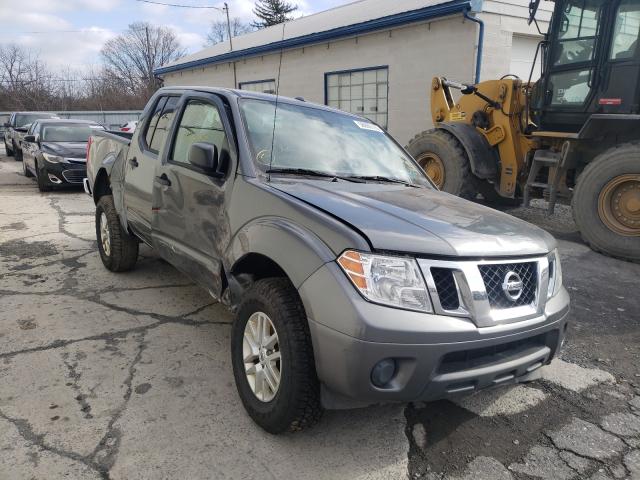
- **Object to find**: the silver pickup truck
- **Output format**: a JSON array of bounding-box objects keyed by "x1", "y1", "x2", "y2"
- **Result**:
[{"x1": 85, "y1": 87, "x2": 570, "y2": 433}]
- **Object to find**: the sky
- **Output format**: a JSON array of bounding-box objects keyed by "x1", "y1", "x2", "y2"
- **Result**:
[{"x1": 0, "y1": 0, "x2": 352, "y2": 71}]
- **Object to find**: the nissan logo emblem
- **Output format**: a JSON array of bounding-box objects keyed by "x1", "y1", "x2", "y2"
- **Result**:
[{"x1": 502, "y1": 271, "x2": 524, "y2": 302}]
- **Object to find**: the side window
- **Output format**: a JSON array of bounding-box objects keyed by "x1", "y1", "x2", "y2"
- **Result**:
[
  {"x1": 144, "y1": 96, "x2": 168, "y2": 151},
  {"x1": 553, "y1": 0, "x2": 604, "y2": 66},
  {"x1": 149, "y1": 96, "x2": 179, "y2": 154},
  {"x1": 549, "y1": 70, "x2": 593, "y2": 105},
  {"x1": 610, "y1": 0, "x2": 640, "y2": 60},
  {"x1": 171, "y1": 100, "x2": 227, "y2": 167}
]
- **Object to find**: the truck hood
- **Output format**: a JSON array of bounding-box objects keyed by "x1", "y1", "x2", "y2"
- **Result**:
[{"x1": 271, "y1": 180, "x2": 556, "y2": 257}]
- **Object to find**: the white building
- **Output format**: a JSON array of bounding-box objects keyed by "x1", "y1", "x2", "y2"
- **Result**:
[{"x1": 156, "y1": 0, "x2": 553, "y2": 145}]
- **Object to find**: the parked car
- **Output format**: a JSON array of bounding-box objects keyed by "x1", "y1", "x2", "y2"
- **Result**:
[
  {"x1": 119, "y1": 120, "x2": 138, "y2": 132},
  {"x1": 22, "y1": 119, "x2": 105, "y2": 191},
  {"x1": 4, "y1": 112, "x2": 59, "y2": 160},
  {"x1": 85, "y1": 87, "x2": 570, "y2": 434}
]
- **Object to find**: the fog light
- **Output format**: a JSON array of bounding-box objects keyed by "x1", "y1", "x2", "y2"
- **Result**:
[
  {"x1": 48, "y1": 174, "x2": 62, "y2": 184},
  {"x1": 371, "y1": 358, "x2": 397, "y2": 387}
]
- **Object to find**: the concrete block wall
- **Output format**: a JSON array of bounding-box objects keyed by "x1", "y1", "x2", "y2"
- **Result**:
[{"x1": 161, "y1": 14, "x2": 476, "y2": 146}]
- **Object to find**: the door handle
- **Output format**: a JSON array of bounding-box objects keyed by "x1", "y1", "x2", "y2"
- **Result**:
[
  {"x1": 129, "y1": 157, "x2": 139, "y2": 168},
  {"x1": 156, "y1": 173, "x2": 171, "y2": 187}
]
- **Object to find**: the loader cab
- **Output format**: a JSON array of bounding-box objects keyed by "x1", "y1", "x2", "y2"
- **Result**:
[{"x1": 533, "y1": 0, "x2": 640, "y2": 132}]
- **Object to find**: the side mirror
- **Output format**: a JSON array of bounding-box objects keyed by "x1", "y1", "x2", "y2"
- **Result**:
[
  {"x1": 189, "y1": 142, "x2": 225, "y2": 176},
  {"x1": 3, "y1": 122, "x2": 9, "y2": 128},
  {"x1": 24, "y1": 135, "x2": 35, "y2": 143}
]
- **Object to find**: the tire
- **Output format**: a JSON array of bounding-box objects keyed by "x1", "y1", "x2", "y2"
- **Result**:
[
  {"x1": 13, "y1": 141, "x2": 22, "y2": 161},
  {"x1": 22, "y1": 157, "x2": 33, "y2": 178},
  {"x1": 406, "y1": 129, "x2": 478, "y2": 200},
  {"x1": 95, "y1": 195, "x2": 139, "y2": 272},
  {"x1": 4, "y1": 139, "x2": 13, "y2": 156},
  {"x1": 572, "y1": 144, "x2": 640, "y2": 262},
  {"x1": 231, "y1": 278, "x2": 322, "y2": 434},
  {"x1": 35, "y1": 161, "x2": 52, "y2": 192}
]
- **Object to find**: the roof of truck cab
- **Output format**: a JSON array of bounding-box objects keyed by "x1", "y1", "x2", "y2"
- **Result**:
[
  {"x1": 156, "y1": 86, "x2": 364, "y2": 117},
  {"x1": 155, "y1": 0, "x2": 481, "y2": 75}
]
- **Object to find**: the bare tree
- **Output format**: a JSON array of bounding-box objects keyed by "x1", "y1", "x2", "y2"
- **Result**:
[
  {"x1": 206, "y1": 18, "x2": 254, "y2": 46},
  {"x1": 101, "y1": 22, "x2": 186, "y2": 100},
  {"x1": 0, "y1": 44, "x2": 56, "y2": 110}
]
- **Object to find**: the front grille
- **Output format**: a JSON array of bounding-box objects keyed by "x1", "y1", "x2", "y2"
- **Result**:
[
  {"x1": 61, "y1": 169, "x2": 86, "y2": 184},
  {"x1": 431, "y1": 267, "x2": 460, "y2": 310},
  {"x1": 437, "y1": 333, "x2": 549, "y2": 374},
  {"x1": 479, "y1": 262, "x2": 537, "y2": 309}
]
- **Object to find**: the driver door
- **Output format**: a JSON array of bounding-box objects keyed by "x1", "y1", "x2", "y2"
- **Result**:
[
  {"x1": 538, "y1": 0, "x2": 608, "y2": 132},
  {"x1": 597, "y1": 0, "x2": 640, "y2": 114}
]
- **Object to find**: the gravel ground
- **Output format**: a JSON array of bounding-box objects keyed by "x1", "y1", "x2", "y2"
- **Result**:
[{"x1": 0, "y1": 150, "x2": 639, "y2": 480}]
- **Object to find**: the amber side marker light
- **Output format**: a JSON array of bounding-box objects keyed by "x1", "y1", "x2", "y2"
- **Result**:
[{"x1": 338, "y1": 250, "x2": 368, "y2": 290}]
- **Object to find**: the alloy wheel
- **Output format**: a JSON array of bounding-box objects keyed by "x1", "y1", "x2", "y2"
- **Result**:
[
  {"x1": 100, "y1": 212, "x2": 111, "y2": 256},
  {"x1": 243, "y1": 311, "x2": 281, "y2": 402}
]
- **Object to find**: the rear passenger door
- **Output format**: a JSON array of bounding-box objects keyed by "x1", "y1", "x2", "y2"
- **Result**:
[
  {"x1": 123, "y1": 95, "x2": 180, "y2": 242},
  {"x1": 151, "y1": 93, "x2": 235, "y2": 298}
]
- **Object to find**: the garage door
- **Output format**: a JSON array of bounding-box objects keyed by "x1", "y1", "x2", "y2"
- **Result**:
[{"x1": 510, "y1": 35, "x2": 543, "y2": 81}]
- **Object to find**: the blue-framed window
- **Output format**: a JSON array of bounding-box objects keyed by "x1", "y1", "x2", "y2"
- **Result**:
[
  {"x1": 325, "y1": 66, "x2": 388, "y2": 129},
  {"x1": 239, "y1": 79, "x2": 277, "y2": 94}
]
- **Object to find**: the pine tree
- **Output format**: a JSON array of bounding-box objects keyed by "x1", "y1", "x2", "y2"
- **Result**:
[{"x1": 252, "y1": 0, "x2": 298, "y2": 28}]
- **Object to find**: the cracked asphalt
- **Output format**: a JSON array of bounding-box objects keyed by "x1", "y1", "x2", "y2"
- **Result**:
[{"x1": 0, "y1": 150, "x2": 639, "y2": 480}]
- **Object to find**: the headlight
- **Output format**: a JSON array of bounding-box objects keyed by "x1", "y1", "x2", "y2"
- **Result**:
[
  {"x1": 547, "y1": 249, "x2": 563, "y2": 298},
  {"x1": 337, "y1": 250, "x2": 432, "y2": 312},
  {"x1": 42, "y1": 152, "x2": 63, "y2": 164}
]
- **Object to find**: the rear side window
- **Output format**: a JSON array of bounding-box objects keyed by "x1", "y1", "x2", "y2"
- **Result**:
[
  {"x1": 149, "y1": 97, "x2": 179, "y2": 154},
  {"x1": 144, "y1": 97, "x2": 167, "y2": 150},
  {"x1": 143, "y1": 96, "x2": 179, "y2": 154},
  {"x1": 171, "y1": 100, "x2": 227, "y2": 167}
]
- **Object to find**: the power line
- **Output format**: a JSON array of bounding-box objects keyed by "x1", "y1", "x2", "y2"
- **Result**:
[{"x1": 134, "y1": 0, "x2": 223, "y2": 9}]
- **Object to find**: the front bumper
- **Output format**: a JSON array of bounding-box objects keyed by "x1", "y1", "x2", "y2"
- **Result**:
[
  {"x1": 298, "y1": 262, "x2": 569, "y2": 407},
  {"x1": 40, "y1": 160, "x2": 86, "y2": 186}
]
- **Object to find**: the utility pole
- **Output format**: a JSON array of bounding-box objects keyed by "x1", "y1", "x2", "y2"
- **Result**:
[
  {"x1": 223, "y1": 2, "x2": 238, "y2": 89},
  {"x1": 224, "y1": 2, "x2": 233, "y2": 52}
]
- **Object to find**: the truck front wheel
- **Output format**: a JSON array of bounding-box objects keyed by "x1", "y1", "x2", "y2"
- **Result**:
[
  {"x1": 95, "y1": 195, "x2": 139, "y2": 272},
  {"x1": 407, "y1": 129, "x2": 478, "y2": 200},
  {"x1": 573, "y1": 144, "x2": 640, "y2": 262},
  {"x1": 231, "y1": 278, "x2": 322, "y2": 433}
]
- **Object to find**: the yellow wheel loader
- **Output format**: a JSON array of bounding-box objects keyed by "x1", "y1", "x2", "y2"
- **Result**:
[{"x1": 407, "y1": 0, "x2": 640, "y2": 262}]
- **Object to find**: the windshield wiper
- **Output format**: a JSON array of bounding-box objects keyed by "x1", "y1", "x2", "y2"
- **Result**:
[
  {"x1": 266, "y1": 168, "x2": 365, "y2": 183},
  {"x1": 346, "y1": 175, "x2": 420, "y2": 187}
]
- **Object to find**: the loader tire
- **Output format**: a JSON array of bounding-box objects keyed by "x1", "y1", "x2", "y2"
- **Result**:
[
  {"x1": 572, "y1": 144, "x2": 640, "y2": 263},
  {"x1": 407, "y1": 129, "x2": 478, "y2": 200}
]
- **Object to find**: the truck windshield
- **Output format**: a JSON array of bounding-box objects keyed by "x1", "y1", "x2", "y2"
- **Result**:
[
  {"x1": 239, "y1": 98, "x2": 432, "y2": 187},
  {"x1": 41, "y1": 125, "x2": 102, "y2": 142}
]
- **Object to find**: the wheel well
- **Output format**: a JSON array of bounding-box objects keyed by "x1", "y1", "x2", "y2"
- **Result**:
[
  {"x1": 226, "y1": 253, "x2": 289, "y2": 309},
  {"x1": 93, "y1": 169, "x2": 112, "y2": 204},
  {"x1": 230, "y1": 253, "x2": 287, "y2": 281}
]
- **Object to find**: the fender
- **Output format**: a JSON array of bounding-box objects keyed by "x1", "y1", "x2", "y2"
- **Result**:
[
  {"x1": 92, "y1": 149, "x2": 129, "y2": 230},
  {"x1": 224, "y1": 216, "x2": 337, "y2": 298},
  {"x1": 578, "y1": 114, "x2": 640, "y2": 140},
  {"x1": 438, "y1": 122, "x2": 499, "y2": 180}
]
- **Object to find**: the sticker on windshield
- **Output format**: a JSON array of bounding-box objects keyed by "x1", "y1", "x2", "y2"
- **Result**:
[{"x1": 354, "y1": 120, "x2": 383, "y2": 133}]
